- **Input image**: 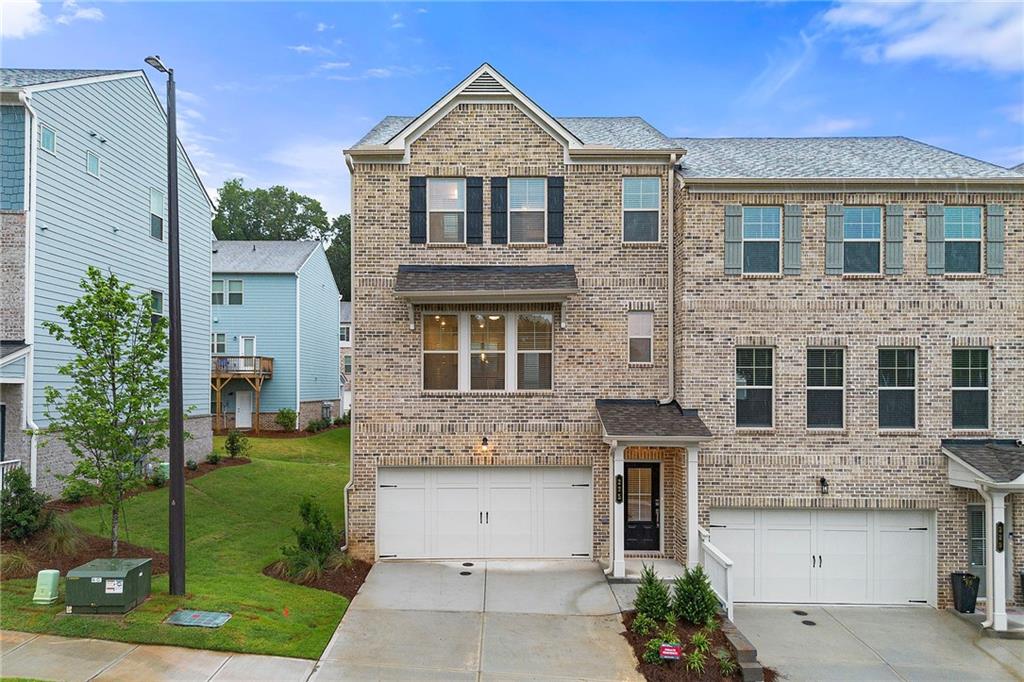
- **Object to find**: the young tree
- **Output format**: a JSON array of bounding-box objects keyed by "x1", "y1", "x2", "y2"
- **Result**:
[{"x1": 40, "y1": 267, "x2": 171, "y2": 555}]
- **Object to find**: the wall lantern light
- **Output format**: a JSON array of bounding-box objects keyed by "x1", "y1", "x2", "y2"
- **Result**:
[
  {"x1": 481, "y1": 437, "x2": 489, "y2": 453},
  {"x1": 819, "y1": 477, "x2": 829, "y2": 495}
]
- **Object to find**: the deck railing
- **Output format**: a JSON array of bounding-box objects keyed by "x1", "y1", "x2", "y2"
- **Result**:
[
  {"x1": 0, "y1": 459, "x2": 23, "y2": 489},
  {"x1": 698, "y1": 525, "x2": 735, "y2": 621},
  {"x1": 211, "y1": 356, "x2": 273, "y2": 378}
]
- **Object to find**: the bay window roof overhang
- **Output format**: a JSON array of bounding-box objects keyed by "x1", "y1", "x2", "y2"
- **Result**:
[
  {"x1": 942, "y1": 439, "x2": 1024, "y2": 491},
  {"x1": 597, "y1": 399, "x2": 712, "y2": 447},
  {"x1": 395, "y1": 264, "x2": 578, "y2": 303}
]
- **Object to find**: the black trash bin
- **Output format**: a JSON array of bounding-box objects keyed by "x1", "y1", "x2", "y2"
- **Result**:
[{"x1": 950, "y1": 572, "x2": 980, "y2": 613}]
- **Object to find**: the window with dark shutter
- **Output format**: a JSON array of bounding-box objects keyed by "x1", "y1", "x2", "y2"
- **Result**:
[
  {"x1": 409, "y1": 176, "x2": 427, "y2": 244},
  {"x1": 491, "y1": 177, "x2": 508, "y2": 244},
  {"x1": 466, "y1": 177, "x2": 483, "y2": 244},
  {"x1": 547, "y1": 177, "x2": 564, "y2": 245},
  {"x1": 843, "y1": 207, "x2": 882, "y2": 273}
]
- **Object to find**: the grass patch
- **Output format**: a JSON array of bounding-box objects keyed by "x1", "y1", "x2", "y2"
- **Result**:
[
  {"x1": 214, "y1": 427, "x2": 349, "y2": 465},
  {"x1": 0, "y1": 434, "x2": 350, "y2": 659}
]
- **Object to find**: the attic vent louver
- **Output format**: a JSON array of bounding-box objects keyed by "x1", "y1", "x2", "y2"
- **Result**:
[{"x1": 463, "y1": 72, "x2": 507, "y2": 95}]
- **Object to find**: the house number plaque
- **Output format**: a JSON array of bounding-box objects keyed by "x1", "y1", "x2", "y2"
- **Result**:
[
  {"x1": 615, "y1": 474, "x2": 623, "y2": 504},
  {"x1": 996, "y1": 522, "x2": 1005, "y2": 553}
]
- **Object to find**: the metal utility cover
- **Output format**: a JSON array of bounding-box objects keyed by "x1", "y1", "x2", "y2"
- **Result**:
[{"x1": 166, "y1": 610, "x2": 232, "y2": 628}]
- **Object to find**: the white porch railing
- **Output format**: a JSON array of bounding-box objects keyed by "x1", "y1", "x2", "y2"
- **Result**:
[
  {"x1": 698, "y1": 525, "x2": 734, "y2": 621},
  {"x1": 0, "y1": 459, "x2": 23, "y2": 489}
]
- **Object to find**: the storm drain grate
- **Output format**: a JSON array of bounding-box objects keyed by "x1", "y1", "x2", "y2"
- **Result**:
[{"x1": 166, "y1": 610, "x2": 232, "y2": 628}]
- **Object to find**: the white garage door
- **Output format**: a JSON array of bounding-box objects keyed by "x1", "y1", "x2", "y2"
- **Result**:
[
  {"x1": 377, "y1": 467, "x2": 592, "y2": 559},
  {"x1": 709, "y1": 509, "x2": 933, "y2": 605}
]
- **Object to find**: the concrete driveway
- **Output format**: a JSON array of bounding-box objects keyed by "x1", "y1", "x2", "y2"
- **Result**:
[
  {"x1": 735, "y1": 605, "x2": 1024, "y2": 681},
  {"x1": 311, "y1": 560, "x2": 641, "y2": 681}
]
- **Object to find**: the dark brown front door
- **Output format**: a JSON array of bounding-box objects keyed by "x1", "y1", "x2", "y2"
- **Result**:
[{"x1": 624, "y1": 462, "x2": 660, "y2": 551}]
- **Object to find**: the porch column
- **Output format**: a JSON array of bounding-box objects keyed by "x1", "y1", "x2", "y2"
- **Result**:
[
  {"x1": 687, "y1": 445, "x2": 699, "y2": 567},
  {"x1": 612, "y1": 444, "x2": 626, "y2": 578},
  {"x1": 991, "y1": 490, "x2": 1008, "y2": 631}
]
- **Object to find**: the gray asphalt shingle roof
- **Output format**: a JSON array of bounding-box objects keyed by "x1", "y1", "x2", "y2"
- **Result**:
[
  {"x1": 943, "y1": 439, "x2": 1024, "y2": 483},
  {"x1": 596, "y1": 399, "x2": 711, "y2": 440},
  {"x1": 0, "y1": 69, "x2": 132, "y2": 88},
  {"x1": 395, "y1": 265, "x2": 578, "y2": 294},
  {"x1": 673, "y1": 136, "x2": 1022, "y2": 180},
  {"x1": 212, "y1": 240, "x2": 320, "y2": 274}
]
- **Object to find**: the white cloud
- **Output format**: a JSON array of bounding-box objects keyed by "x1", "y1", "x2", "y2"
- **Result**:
[
  {"x1": 390, "y1": 12, "x2": 404, "y2": 29},
  {"x1": 263, "y1": 137, "x2": 352, "y2": 216},
  {"x1": 802, "y1": 116, "x2": 871, "y2": 135},
  {"x1": 320, "y1": 61, "x2": 350, "y2": 70},
  {"x1": 315, "y1": 21, "x2": 333, "y2": 32},
  {"x1": 743, "y1": 30, "x2": 820, "y2": 104},
  {"x1": 1, "y1": 0, "x2": 47, "y2": 38},
  {"x1": 176, "y1": 89, "x2": 204, "y2": 105},
  {"x1": 823, "y1": 1, "x2": 1024, "y2": 72},
  {"x1": 288, "y1": 44, "x2": 314, "y2": 53},
  {"x1": 999, "y1": 102, "x2": 1024, "y2": 125},
  {"x1": 55, "y1": 0, "x2": 102, "y2": 25},
  {"x1": 288, "y1": 43, "x2": 333, "y2": 56}
]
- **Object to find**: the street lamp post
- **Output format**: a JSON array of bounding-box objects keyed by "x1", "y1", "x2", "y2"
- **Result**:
[{"x1": 145, "y1": 55, "x2": 185, "y2": 596}]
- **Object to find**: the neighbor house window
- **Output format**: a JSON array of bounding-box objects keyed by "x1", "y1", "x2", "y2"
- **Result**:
[
  {"x1": 508, "y1": 178, "x2": 546, "y2": 243},
  {"x1": 427, "y1": 178, "x2": 465, "y2": 244},
  {"x1": 150, "y1": 290, "x2": 164, "y2": 326},
  {"x1": 227, "y1": 280, "x2": 243, "y2": 305},
  {"x1": 343, "y1": 355, "x2": 352, "y2": 375},
  {"x1": 211, "y1": 333, "x2": 226, "y2": 355},
  {"x1": 150, "y1": 188, "x2": 165, "y2": 240},
  {"x1": 211, "y1": 280, "x2": 224, "y2": 305},
  {"x1": 879, "y1": 348, "x2": 916, "y2": 429},
  {"x1": 516, "y1": 313, "x2": 552, "y2": 390},
  {"x1": 40, "y1": 125, "x2": 56, "y2": 154},
  {"x1": 423, "y1": 314, "x2": 459, "y2": 390},
  {"x1": 86, "y1": 151, "x2": 101, "y2": 177},
  {"x1": 622, "y1": 177, "x2": 660, "y2": 242},
  {"x1": 844, "y1": 207, "x2": 882, "y2": 273},
  {"x1": 742, "y1": 207, "x2": 781, "y2": 273},
  {"x1": 807, "y1": 348, "x2": 844, "y2": 429},
  {"x1": 627, "y1": 311, "x2": 653, "y2": 364},
  {"x1": 340, "y1": 324, "x2": 350, "y2": 343},
  {"x1": 945, "y1": 207, "x2": 983, "y2": 273},
  {"x1": 736, "y1": 347, "x2": 773, "y2": 427},
  {"x1": 471, "y1": 314, "x2": 505, "y2": 390},
  {"x1": 952, "y1": 348, "x2": 989, "y2": 429}
]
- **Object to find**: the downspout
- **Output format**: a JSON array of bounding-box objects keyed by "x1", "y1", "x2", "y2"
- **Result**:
[
  {"x1": 659, "y1": 156, "x2": 677, "y2": 406},
  {"x1": 19, "y1": 90, "x2": 39, "y2": 487},
  {"x1": 294, "y1": 272, "x2": 301, "y2": 430},
  {"x1": 339, "y1": 152, "x2": 355, "y2": 552}
]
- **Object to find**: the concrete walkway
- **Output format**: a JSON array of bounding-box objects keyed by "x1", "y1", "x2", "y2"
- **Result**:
[
  {"x1": 0, "y1": 630, "x2": 316, "y2": 682},
  {"x1": 735, "y1": 604, "x2": 1024, "y2": 681},
  {"x1": 312, "y1": 560, "x2": 642, "y2": 681}
]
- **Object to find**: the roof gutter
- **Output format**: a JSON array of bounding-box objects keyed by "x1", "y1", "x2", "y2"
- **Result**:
[{"x1": 679, "y1": 175, "x2": 1024, "y2": 187}]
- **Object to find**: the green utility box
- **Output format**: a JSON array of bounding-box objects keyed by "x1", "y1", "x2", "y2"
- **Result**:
[
  {"x1": 32, "y1": 569, "x2": 60, "y2": 605},
  {"x1": 65, "y1": 558, "x2": 152, "y2": 614}
]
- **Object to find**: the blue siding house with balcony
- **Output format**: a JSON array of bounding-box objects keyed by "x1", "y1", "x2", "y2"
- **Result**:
[
  {"x1": 0, "y1": 69, "x2": 214, "y2": 494},
  {"x1": 211, "y1": 240, "x2": 340, "y2": 432}
]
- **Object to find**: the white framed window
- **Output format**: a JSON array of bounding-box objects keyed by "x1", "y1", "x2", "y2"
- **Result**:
[
  {"x1": 741, "y1": 207, "x2": 781, "y2": 273},
  {"x1": 807, "y1": 348, "x2": 844, "y2": 429},
  {"x1": 508, "y1": 178, "x2": 546, "y2": 243},
  {"x1": 86, "y1": 150, "x2": 101, "y2": 177},
  {"x1": 426, "y1": 178, "x2": 466, "y2": 244},
  {"x1": 150, "y1": 188, "x2": 165, "y2": 240},
  {"x1": 422, "y1": 312, "x2": 554, "y2": 392},
  {"x1": 736, "y1": 347, "x2": 773, "y2": 428},
  {"x1": 149, "y1": 290, "x2": 164, "y2": 324},
  {"x1": 211, "y1": 280, "x2": 224, "y2": 305},
  {"x1": 952, "y1": 348, "x2": 989, "y2": 429},
  {"x1": 622, "y1": 177, "x2": 660, "y2": 242},
  {"x1": 879, "y1": 348, "x2": 916, "y2": 429},
  {"x1": 340, "y1": 324, "x2": 351, "y2": 343},
  {"x1": 843, "y1": 206, "x2": 882, "y2": 273},
  {"x1": 627, "y1": 311, "x2": 653, "y2": 364},
  {"x1": 343, "y1": 355, "x2": 352, "y2": 375},
  {"x1": 211, "y1": 333, "x2": 226, "y2": 355},
  {"x1": 227, "y1": 279, "x2": 243, "y2": 305},
  {"x1": 944, "y1": 207, "x2": 983, "y2": 274},
  {"x1": 39, "y1": 124, "x2": 56, "y2": 154}
]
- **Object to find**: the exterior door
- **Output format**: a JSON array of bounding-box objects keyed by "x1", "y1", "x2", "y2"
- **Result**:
[
  {"x1": 235, "y1": 390, "x2": 253, "y2": 429},
  {"x1": 240, "y1": 336, "x2": 256, "y2": 371},
  {"x1": 968, "y1": 505, "x2": 986, "y2": 597},
  {"x1": 624, "y1": 462, "x2": 660, "y2": 551}
]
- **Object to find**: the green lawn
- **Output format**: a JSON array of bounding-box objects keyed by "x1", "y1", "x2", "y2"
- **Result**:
[
  {"x1": 213, "y1": 427, "x2": 349, "y2": 464},
  {"x1": 0, "y1": 432, "x2": 350, "y2": 660}
]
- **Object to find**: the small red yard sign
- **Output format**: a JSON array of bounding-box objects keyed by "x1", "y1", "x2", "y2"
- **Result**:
[{"x1": 659, "y1": 643, "x2": 682, "y2": 660}]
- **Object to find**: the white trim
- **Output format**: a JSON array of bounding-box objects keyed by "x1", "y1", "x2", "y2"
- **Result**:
[
  {"x1": 38, "y1": 123, "x2": 56, "y2": 156},
  {"x1": 806, "y1": 346, "x2": 845, "y2": 430},
  {"x1": 7, "y1": 70, "x2": 144, "y2": 94},
  {"x1": 0, "y1": 346, "x2": 31, "y2": 367},
  {"x1": 426, "y1": 177, "x2": 467, "y2": 245},
  {"x1": 211, "y1": 279, "x2": 224, "y2": 306},
  {"x1": 149, "y1": 187, "x2": 165, "y2": 241},
  {"x1": 226, "y1": 279, "x2": 244, "y2": 305},
  {"x1": 210, "y1": 332, "x2": 226, "y2": 355},
  {"x1": 878, "y1": 347, "x2": 917, "y2": 430},
  {"x1": 621, "y1": 176, "x2": 661, "y2": 244},
  {"x1": 687, "y1": 447, "x2": 699, "y2": 567},
  {"x1": 19, "y1": 90, "x2": 39, "y2": 489}
]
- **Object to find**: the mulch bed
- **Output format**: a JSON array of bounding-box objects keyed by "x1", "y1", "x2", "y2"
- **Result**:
[
  {"x1": 214, "y1": 425, "x2": 347, "y2": 439},
  {"x1": 262, "y1": 557, "x2": 372, "y2": 600},
  {"x1": 622, "y1": 611, "x2": 776, "y2": 682},
  {"x1": 1, "y1": 532, "x2": 169, "y2": 580}
]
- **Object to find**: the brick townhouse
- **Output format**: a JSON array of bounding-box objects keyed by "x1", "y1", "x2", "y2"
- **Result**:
[{"x1": 344, "y1": 64, "x2": 1024, "y2": 627}]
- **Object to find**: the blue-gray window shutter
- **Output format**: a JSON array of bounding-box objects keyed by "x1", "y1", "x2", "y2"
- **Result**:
[
  {"x1": 466, "y1": 177, "x2": 483, "y2": 244},
  {"x1": 547, "y1": 177, "x2": 564, "y2": 245},
  {"x1": 885, "y1": 204, "x2": 904, "y2": 275},
  {"x1": 724, "y1": 204, "x2": 742, "y2": 275},
  {"x1": 825, "y1": 204, "x2": 844, "y2": 275},
  {"x1": 986, "y1": 204, "x2": 1004, "y2": 275},
  {"x1": 409, "y1": 177, "x2": 426, "y2": 244},
  {"x1": 926, "y1": 203, "x2": 945, "y2": 274},
  {"x1": 783, "y1": 204, "x2": 802, "y2": 275},
  {"x1": 491, "y1": 177, "x2": 507, "y2": 244}
]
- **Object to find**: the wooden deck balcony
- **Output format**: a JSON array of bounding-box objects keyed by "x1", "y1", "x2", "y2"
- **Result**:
[{"x1": 211, "y1": 356, "x2": 273, "y2": 379}]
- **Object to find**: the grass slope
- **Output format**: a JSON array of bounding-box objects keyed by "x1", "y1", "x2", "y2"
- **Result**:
[
  {"x1": 0, "y1": 435, "x2": 349, "y2": 659},
  {"x1": 213, "y1": 427, "x2": 349, "y2": 464}
]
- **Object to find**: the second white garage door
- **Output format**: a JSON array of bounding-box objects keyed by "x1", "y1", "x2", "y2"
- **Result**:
[
  {"x1": 377, "y1": 467, "x2": 592, "y2": 559},
  {"x1": 710, "y1": 509, "x2": 933, "y2": 605}
]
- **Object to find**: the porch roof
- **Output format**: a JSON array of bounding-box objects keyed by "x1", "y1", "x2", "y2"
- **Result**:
[
  {"x1": 942, "y1": 439, "x2": 1024, "y2": 486},
  {"x1": 394, "y1": 264, "x2": 578, "y2": 303},
  {"x1": 596, "y1": 399, "x2": 711, "y2": 444}
]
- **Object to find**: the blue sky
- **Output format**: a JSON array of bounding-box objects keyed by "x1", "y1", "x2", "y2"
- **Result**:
[{"x1": 5, "y1": 1, "x2": 1023, "y2": 215}]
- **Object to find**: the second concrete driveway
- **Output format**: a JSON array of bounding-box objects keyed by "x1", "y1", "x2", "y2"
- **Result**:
[{"x1": 311, "y1": 560, "x2": 641, "y2": 681}]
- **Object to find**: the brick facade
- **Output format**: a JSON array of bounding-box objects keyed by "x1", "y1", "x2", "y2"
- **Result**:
[{"x1": 0, "y1": 211, "x2": 25, "y2": 342}]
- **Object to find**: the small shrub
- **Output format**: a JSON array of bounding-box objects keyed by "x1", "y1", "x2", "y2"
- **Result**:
[
  {"x1": 716, "y1": 648, "x2": 738, "y2": 677},
  {"x1": 149, "y1": 467, "x2": 167, "y2": 488},
  {"x1": 631, "y1": 612, "x2": 657, "y2": 636},
  {"x1": 207, "y1": 450, "x2": 222, "y2": 465},
  {"x1": 340, "y1": 411, "x2": 351, "y2": 426},
  {"x1": 332, "y1": 416, "x2": 343, "y2": 426},
  {"x1": 642, "y1": 638, "x2": 665, "y2": 665},
  {"x1": 684, "y1": 649, "x2": 706, "y2": 674},
  {"x1": 0, "y1": 551, "x2": 36, "y2": 578},
  {"x1": 40, "y1": 514, "x2": 85, "y2": 557},
  {"x1": 634, "y1": 563, "x2": 671, "y2": 622},
  {"x1": 275, "y1": 408, "x2": 297, "y2": 431},
  {"x1": 690, "y1": 630, "x2": 711, "y2": 655},
  {"x1": 282, "y1": 498, "x2": 338, "y2": 578},
  {"x1": 1, "y1": 467, "x2": 49, "y2": 540},
  {"x1": 224, "y1": 430, "x2": 250, "y2": 458},
  {"x1": 60, "y1": 479, "x2": 95, "y2": 504},
  {"x1": 326, "y1": 551, "x2": 354, "y2": 570},
  {"x1": 306, "y1": 418, "x2": 329, "y2": 433},
  {"x1": 673, "y1": 564, "x2": 720, "y2": 625},
  {"x1": 186, "y1": 459, "x2": 199, "y2": 471}
]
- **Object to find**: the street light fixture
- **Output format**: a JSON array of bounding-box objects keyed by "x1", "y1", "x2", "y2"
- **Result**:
[{"x1": 145, "y1": 54, "x2": 185, "y2": 596}]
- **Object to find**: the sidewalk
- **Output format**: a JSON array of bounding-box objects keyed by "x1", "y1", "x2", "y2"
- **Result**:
[{"x1": 0, "y1": 631, "x2": 316, "y2": 682}]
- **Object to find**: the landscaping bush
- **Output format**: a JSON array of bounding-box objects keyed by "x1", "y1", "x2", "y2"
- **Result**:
[
  {"x1": 1, "y1": 467, "x2": 49, "y2": 540},
  {"x1": 340, "y1": 411, "x2": 351, "y2": 426},
  {"x1": 186, "y1": 459, "x2": 199, "y2": 471},
  {"x1": 690, "y1": 630, "x2": 711, "y2": 655},
  {"x1": 332, "y1": 416, "x2": 343, "y2": 427},
  {"x1": 149, "y1": 467, "x2": 168, "y2": 488},
  {"x1": 716, "y1": 648, "x2": 738, "y2": 677},
  {"x1": 642, "y1": 637, "x2": 665, "y2": 665},
  {"x1": 630, "y1": 612, "x2": 657, "y2": 636},
  {"x1": 0, "y1": 551, "x2": 36, "y2": 577},
  {"x1": 684, "y1": 649, "x2": 706, "y2": 674},
  {"x1": 207, "y1": 450, "x2": 222, "y2": 465},
  {"x1": 224, "y1": 430, "x2": 251, "y2": 458},
  {"x1": 306, "y1": 418, "x2": 331, "y2": 433},
  {"x1": 275, "y1": 408, "x2": 297, "y2": 431},
  {"x1": 634, "y1": 563, "x2": 671, "y2": 622},
  {"x1": 61, "y1": 478, "x2": 96, "y2": 504},
  {"x1": 41, "y1": 514, "x2": 85, "y2": 557},
  {"x1": 672, "y1": 564, "x2": 720, "y2": 625},
  {"x1": 281, "y1": 497, "x2": 340, "y2": 581}
]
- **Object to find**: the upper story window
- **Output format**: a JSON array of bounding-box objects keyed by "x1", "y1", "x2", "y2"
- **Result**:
[
  {"x1": 952, "y1": 348, "x2": 989, "y2": 429},
  {"x1": 340, "y1": 324, "x2": 351, "y2": 343},
  {"x1": 807, "y1": 348, "x2": 844, "y2": 429},
  {"x1": 227, "y1": 279, "x2": 243, "y2": 305},
  {"x1": 742, "y1": 207, "x2": 781, "y2": 273},
  {"x1": 843, "y1": 207, "x2": 882, "y2": 273},
  {"x1": 211, "y1": 280, "x2": 224, "y2": 305},
  {"x1": 427, "y1": 178, "x2": 465, "y2": 244},
  {"x1": 343, "y1": 355, "x2": 352, "y2": 375},
  {"x1": 627, "y1": 311, "x2": 653, "y2": 364},
  {"x1": 622, "y1": 177, "x2": 660, "y2": 242},
  {"x1": 149, "y1": 290, "x2": 164, "y2": 325},
  {"x1": 39, "y1": 125, "x2": 56, "y2": 154},
  {"x1": 86, "y1": 151, "x2": 101, "y2": 178},
  {"x1": 150, "y1": 188, "x2": 165, "y2": 240},
  {"x1": 211, "y1": 333, "x2": 226, "y2": 355},
  {"x1": 517, "y1": 314, "x2": 553, "y2": 390},
  {"x1": 944, "y1": 207, "x2": 983, "y2": 273},
  {"x1": 736, "y1": 347, "x2": 773, "y2": 428},
  {"x1": 879, "y1": 348, "x2": 916, "y2": 430},
  {"x1": 508, "y1": 178, "x2": 546, "y2": 243}
]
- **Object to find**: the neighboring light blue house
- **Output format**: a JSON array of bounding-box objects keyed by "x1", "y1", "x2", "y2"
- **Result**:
[
  {"x1": 211, "y1": 241, "x2": 341, "y2": 432},
  {"x1": 0, "y1": 69, "x2": 214, "y2": 494}
]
